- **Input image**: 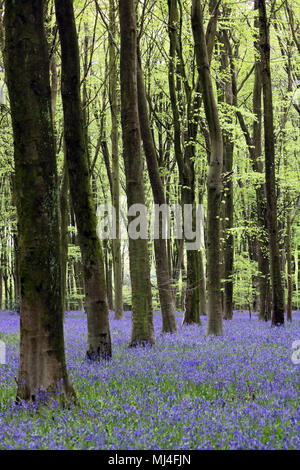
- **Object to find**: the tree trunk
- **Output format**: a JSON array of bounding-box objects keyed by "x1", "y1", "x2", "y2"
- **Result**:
[
  {"x1": 167, "y1": 0, "x2": 202, "y2": 325},
  {"x1": 59, "y1": 156, "x2": 69, "y2": 316},
  {"x1": 0, "y1": 261, "x2": 2, "y2": 310},
  {"x1": 136, "y1": 49, "x2": 177, "y2": 334},
  {"x1": 4, "y1": 0, "x2": 75, "y2": 402},
  {"x1": 109, "y1": 0, "x2": 124, "y2": 320},
  {"x1": 223, "y1": 145, "x2": 234, "y2": 320},
  {"x1": 218, "y1": 30, "x2": 234, "y2": 320},
  {"x1": 104, "y1": 240, "x2": 114, "y2": 310},
  {"x1": 258, "y1": 0, "x2": 285, "y2": 326},
  {"x1": 192, "y1": 0, "x2": 223, "y2": 335},
  {"x1": 252, "y1": 34, "x2": 271, "y2": 322},
  {"x1": 286, "y1": 203, "x2": 292, "y2": 322},
  {"x1": 119, "y1": 0, "x2": 154, "y2": 346},
  {"x1": 55, "y1": 0, "x2": 112, "y2": 358},
  {"x1": 234, "y1": 0, "x2": 271, "y2": 321}
]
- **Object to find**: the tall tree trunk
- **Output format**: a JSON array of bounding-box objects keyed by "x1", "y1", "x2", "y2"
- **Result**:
[
  {"x1": 109, "y1": 0, "x2": 123, "y2": 320},
  {"x1": 192, "y1": 0, "x2": 223, "y2": 335},
  {"x1": 218, "y1": 30, "x2": 234, "y2": 320},
  {"x1": 60, "y1": 158, "x2": 69, "y2": 315},
  {"x1": 253, "y1": 6, "x2": 270, "y2": 322},
  {"x1": 103, "y1": 240, "x2": 114, "y2": 310},
  {"x1": 55, "y1": 0, "x2": 112, "y2": 358},
  {"x1": 258, "y1": 0, "x2": 285, "y2": 326},
  {"x1": 119, "y1": 0, "x2": 154, "y2": 346},
  {"x1": 198, "y1": 181, "x2": 208, "y2": 317},
  {"x1": 199, "y1": 248, "x2": 207, "y2": 316},
  {"x1": 235, "y1": 0, "x2": 271, "y2": 321},
  {"x1": 49, "y1": 52, "x2": 69, "y2": 316},
  {"x1": 137, "y1": 48, "x2": 177, "y2": 334},
  {"x1": 286, "y1": 201, "x2": 292, "y2": 322},
  {"x1": 0, "y1": 254, "x2": 2, "y2": 310},
  {"x1": 274, "y1": 16, "x2": 295, "y2": 322},
  {"x1": 4, "y1": 0, "x2": 75, "y2": 402},
  {"x1": 167, "y1": 0, "x2": 201, "y2": 325},
  {"x1": 10, "y1": 175, "x2": 20, "y2": 312}
]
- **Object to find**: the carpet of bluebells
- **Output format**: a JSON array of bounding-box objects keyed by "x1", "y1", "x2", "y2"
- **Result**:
[{"x1": 0, "y1": 309, "x2": 299, "y2": 450}]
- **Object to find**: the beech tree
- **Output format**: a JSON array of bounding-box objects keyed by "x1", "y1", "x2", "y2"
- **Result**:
[
  {"x1": 108, "y1": 0, "x2": 123, "y2": 320},
  {"x1": 230, "y1": 0, "x2": 271, "y2": 322},
  {"x1": 4, "y1": 0, "x2": 75, "y2": 401},
  {"x1": 55, "y1": 0, "x2": 112, "y2": 358},
  {"x1": 192, "y1": 0, "x2": 223, "y2": 336},
  {"x1": 258, "y1": 0, "x2": 285, "y2": 326},
  {"x1": 119, "y1": 0, "x2": 154, "y2": 345},
  {"x1": 137, "y1": 45, "x2": 177, "y2": 334},
  {"x1": 167, "y1": 0, "x2": 202, "y2": 324}
]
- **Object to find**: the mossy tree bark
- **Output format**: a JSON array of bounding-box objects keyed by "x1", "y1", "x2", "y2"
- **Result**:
[
  {"x1": 119, "y1": 0, "x2": 154, "y2": 346},
  {"x1": 192, "y1": 0, "x2": 223, "y2": 336},
  {"x1": 4, "y1": 0, "x2": 75, "y2": 402},
  {"x1": 258, "y1": 0, "x2": 285, "y2": 326},
  {"x1": 55, "y1": 0, "x2": 112, "y2": 358}
]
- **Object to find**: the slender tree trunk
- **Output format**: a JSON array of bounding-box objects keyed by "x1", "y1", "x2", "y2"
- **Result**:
[
  {"x1": 257, "y1": 185, "x2": 271, "y2": 321},
  {"x1": 49, "y1": 52, "x2": 69, "y2": 316},
  {"x1": 1, "y1": 246, "x2": 7, "y2": 310},
  {"x1": 167, "y1": 0, "x2": 201, "y2": 325},
  {"x1": 192, "y1": 0, "x2": 223, "y2": 335},
  {"x1": 235, "y1": 1, "x2": 271, "y2": 321},
  {"x1": 9, "y1": 175, "x2": 20, "y2": 312},
  {"x1": 60, "y1": 158, "x2": 69, "y2": 315},
  {"x1": 223, "y1": 101, "x2": 234, "y2": 319},
  {"x1": 286, "y1": 202, "x2": 292, "y2": 322},
  {"x1": 223, "y1": 145, "x2": 234, "y2": 320},
  {"x1": 103, "y1": 240, "x2": 114, "y2": 310},
  {"x1": 119, "y1": 0, "x2": 154, "y2": 346},
  {"x1": 199, "y1": 248, "x2": 207, "y2": 316},
  {"x1": 109, "y1": 0, "x2": 124, "y2": 320},
  {"x1": 234, "y1": 0, "x2": 271, "y2": 321},
  {"x1": 12, "y1": 232, "x2": 20, "y2": 310},
  {"x1": 55, "y1": 0, "x2": 112, "y2": 358},
  {"x1": 4, "y1": 0, "x2": 74, "y2": 402},
  {"x1": 274, "y1": 19, "x2": 295, "y2": 322},
  {"x1": 258, "y1": 0, "x2": 285, "y2": 326},
  {"x1": 198, "y1": 183, "x2": 207, "y2": 317},
  {"x1": 252, "y1": 18, "x2": 271, "y2": 322},
  {"x1": 0, "y1": 258, "x2": 2, "y2": 310},
  {"x1": 218, "y1": 30, "x2": 234, "y2": 320},
  {"x1": 136, "y1": 49, "x2": 177, "y2": 334}
]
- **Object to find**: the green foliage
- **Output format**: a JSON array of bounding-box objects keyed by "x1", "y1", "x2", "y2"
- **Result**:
[
  {"x1": 0, "y1": 0, "x2": 299, "y2": 314},
  {"x1": 233, "y1": 252, "x2": 259, "y2": 312}
]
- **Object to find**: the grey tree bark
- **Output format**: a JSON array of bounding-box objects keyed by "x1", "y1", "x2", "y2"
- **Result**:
[
  {"x1": 55, "y1": 0, "x2": 112, "y2": 358},
  {"x1": 119, "y1": 0, "x2": 154, "y2": 346},
  {"x1": 192, "y1": 0, "x2": 223, "y2": 336},
  {"x1": 109, "y1": 0, "x2": 124, "y2": 320}
]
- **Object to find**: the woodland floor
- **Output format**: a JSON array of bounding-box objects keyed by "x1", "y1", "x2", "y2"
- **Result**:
[{"x1": 0, "y1": 310, "x2": 299, "y2": 450}]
